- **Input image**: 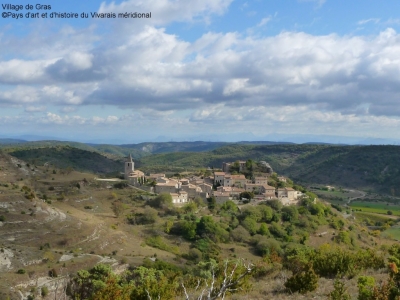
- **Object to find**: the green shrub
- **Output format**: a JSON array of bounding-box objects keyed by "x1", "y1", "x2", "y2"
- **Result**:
[
  {"x1": 284, "y1": 263, "x2": 318, "y2": 294},
  {"x1": 328, "y1": 279, "x2": 351, "y2": 300},
  {"x1": 357, "y1": 276, "x2": 375, "y2": 300},
  {"x1": 17, "y1": 269, "x2": 26, "y2": 274},
  {"x1": 41, "y1": 286, "x2": 49, "y2": 297}
]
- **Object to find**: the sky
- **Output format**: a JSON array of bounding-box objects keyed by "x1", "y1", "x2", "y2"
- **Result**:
[{"x1": 2, "y1": 0, "x2": 400, "y2": 144}]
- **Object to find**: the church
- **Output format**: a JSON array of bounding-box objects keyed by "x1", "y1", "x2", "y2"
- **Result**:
[{"x1": 124, "y1": 154, "x2": 145, "y2": 185}]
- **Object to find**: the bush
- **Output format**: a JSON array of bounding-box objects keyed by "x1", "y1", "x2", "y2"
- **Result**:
[
  {"x1": 17, "y1": 269, "x2": 26, "y2": 274},
  {"x1": 170, "y1": 220, "x2": 197, "y2": 240},
  {"x1": 188, "y1": 248, "x2": 203, "y2": 262},
  {"x1": 41, "y1": 286, "x2": 49, "y2": 297},
  {"x1": 230, "y1": 225, "x2": 251, "y2": 243},
  {"x1": 254, "y1": 237, "x2": 282, "y2": 257},
  {"x1": 113, "y1": 182, "x2": 128, "y2": 189},
  {"x1": 357, "y1": 276, "x2": 375, "y2": 300},
  {"x1": 241, "y1": 217, "x2": 258, "y2": 235},
  {"x1": 147, "y1": 193, "x2": 172, "y2": 209},
  {"x1": 49, "y1": 268, "x2": 58, "y2": 277},
  {"x1": 328, "y1": 279, "x2": 351, "y2": 300},
  {"x1": 285, "y1": 263, "x2": 318, "y2": 294}
]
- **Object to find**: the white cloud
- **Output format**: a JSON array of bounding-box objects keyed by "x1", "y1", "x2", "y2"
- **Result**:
[
  {"x1": 98, "y1": 0, "x2": 233, "y2": 26},
  {"x1": 358, "y1": 18, "x2": 380, "y2": 25},
  {"x1": 5, "y1": 25, "x2": 400, "y2": 119},
  {"x1": 3, "y1": 0, "x2": 400, "y2": 141},
  {"x1": 257, "y1": 17, "x2": 271, "y2": 27},
  {"x1": 25, "y1": 106, "x2": 46, "y2": 112}
]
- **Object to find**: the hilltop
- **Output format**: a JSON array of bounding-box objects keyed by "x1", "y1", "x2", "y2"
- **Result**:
[{"x1": 9, "y1": 146, "x2": 123, "y2": 175}]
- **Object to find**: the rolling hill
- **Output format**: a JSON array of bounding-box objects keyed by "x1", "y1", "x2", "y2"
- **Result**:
[{"x1": 9, "y1": 146, "x2": 123, "y2": 174}]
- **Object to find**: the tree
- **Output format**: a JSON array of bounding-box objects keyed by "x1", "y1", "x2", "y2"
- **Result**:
[
  {"x1": 207, "y1": 196, "x2": 217, "y2": 211},
  {"x1": 357, "y1": 276, "x2": 375, "y2": 300},
  {"x1": 241, "y1": 217, "x2": 258, "y2": 235},
  {"x1": 182, "y1": 259, "x2": 253, "y2": 300},
  {"x1": 328, "y1": 279, "x2": 351, "y2": 300},
  {"x1": 239, "y1": 191, "x2": 254, "y2": 200},
  {"x1": 220, "y1": 200, "x2": 238, "y2": 214},
  {"x1": 68, "y1": 264, "x2": 113, "y2": 299},
  {"x1": 259, "y1": 205, "x2": 273, "y2": 223},
  {"x1": 230, "y1": 161, "x2": 240, "y2": 173},
  {"x1": 258, "y1": 223, "x2": 270, "y2": 236},
  {"x1": 141, "y1": 206, "x2": 158, "y2": 224},
  {"x1": 284, "y1": 263, "x2": 318, "y2": 294},
  {"x1": 41, "y1": 286, "x2": 49, "y2": 297},
  {"x1": 183, "y1": 202, "x2": 197, "y2": 214},
  {"x1": 171, "y1": 220, "x2": 197, "y2": 240},
  {"x1": 90, "y1": 276, "x2": 132, "y2": 300},
  {"x1": 148, "y1": 193, "x2": 173, "y2": 209},
  {"x1": 245, "y1": 159, "x2": 254, "y2": 172},
  {"x1": 281, "y1": 206, "x2": 299, "y2": 222},
  {"x1": 230, "y1": 226, "x2": 251, "y2": 243},
  {"x1": 112, "y1": 200, "x2": 125, "y2": 217},
  {"x1": 241, "y1": 206, "x2": 262, "y2": 222},
  {"x1": 196, "y1": 216, "x2": 229, "y2": 243},
  {"x1": 265, "y1": 200, "x2": 282, "y2": 211}
]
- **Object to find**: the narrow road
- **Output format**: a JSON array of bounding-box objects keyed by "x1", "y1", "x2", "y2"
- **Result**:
[{"x1": 345, "y1": 189, "x2": 366, "y2": 205}]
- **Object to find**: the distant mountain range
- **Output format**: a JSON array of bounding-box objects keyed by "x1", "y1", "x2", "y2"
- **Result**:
[{"x1": 1, "y1": 133, "x2": 400, "y2": 145}]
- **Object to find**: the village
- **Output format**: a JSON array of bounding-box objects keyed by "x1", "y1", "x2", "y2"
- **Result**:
[{"x1": 124, "y1": 155, "x2": 302, "y2": 206}]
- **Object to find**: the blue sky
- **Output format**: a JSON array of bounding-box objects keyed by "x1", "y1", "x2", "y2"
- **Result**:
[{"x1": 2, "y1": 0, "x2": 400, "y2": 144}]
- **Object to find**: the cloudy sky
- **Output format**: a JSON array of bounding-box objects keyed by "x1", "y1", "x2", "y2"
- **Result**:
[{"x1": 1, "y1": 0, "x2": 400, "y2": 144}]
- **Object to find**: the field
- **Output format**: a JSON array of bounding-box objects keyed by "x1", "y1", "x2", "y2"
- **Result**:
[
  {"x1": 382, "y1": 225, "x2": 400, "y2": 240},
  {"x1": 353, "y1": 211, "x2": 395, "y2": 224},
  {"x1": 350, "y1": 201, "x2": 400, "y2": 216},
  {"x1": 310, "y1": 186, "x2": 364, "y2": 205}
]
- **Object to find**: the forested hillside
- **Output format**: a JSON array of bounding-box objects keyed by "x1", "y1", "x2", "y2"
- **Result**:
[
  {"x1": 6, "y1": 143, "x2": 400, "y2": 194},
  {"x1": 138, "y1": 144, "x2": 400, "y2": 194},
  {"x1": 9, "y1": 146, "x2": 123, "y2": 174}
]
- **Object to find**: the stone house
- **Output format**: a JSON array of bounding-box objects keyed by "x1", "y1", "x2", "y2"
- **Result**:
[
  {"x1": 155, "y1": 179, "x2": 180, "y2": 194},
  {"x1": 223, "y1": 174, "x2": 247, "y2": 187},
  {"x1": 147, "y1": 173, "x2": 165, "y2": 181},
  {"x1": 278, "y1": 176, "x2": 287, "y2": 183},
  {"x1": 213, "y1": 191, "x2": 232, "y2": 203},
  {"x1": 254, "y1": 177, "x2": 269, "y2": 185},
  {"x1": 170, "y1": 191, "x2": 188, "y2": 204},
  {"x1": 277, "y1": 187, "x2": 297, "y2": 201},
  {"x1": 181, "y1": 183, "x2": 202, "y2": 198},
  {"x1": 214, "y1": 172, "x2": 225, "y2": 185},
  {"x1": 198, "y1": 183, "x2": 213, "y2": 195}
]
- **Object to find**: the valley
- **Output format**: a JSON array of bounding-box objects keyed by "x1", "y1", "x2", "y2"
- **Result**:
[{"x1": 0, "y1": 142, "x2": 399, "y2": 299}]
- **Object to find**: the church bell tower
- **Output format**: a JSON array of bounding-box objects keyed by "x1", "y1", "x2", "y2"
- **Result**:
[{"x1": 125, "y1": 154, "x2": 134, "y2": 179}]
